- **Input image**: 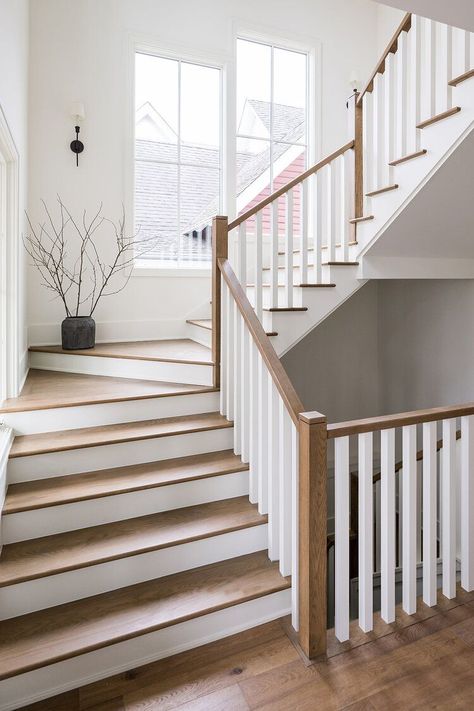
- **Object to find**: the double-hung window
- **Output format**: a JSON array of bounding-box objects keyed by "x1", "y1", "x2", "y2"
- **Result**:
[{"x1": 134, "y1": 52, "x2": 221, "y2": 266}]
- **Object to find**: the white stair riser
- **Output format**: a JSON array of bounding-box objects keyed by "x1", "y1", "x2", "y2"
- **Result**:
[
  {"x1": 0, "y1": 524, "x2": 268, "y2": 619},
  {"x1": 29, "y1": 351, "x2": 213, "y2": 386},
  {"x1": 8, "y1": 426, "x2": 234, "y2": 482},
  {"x1": 275, "y1": 243, "x2": 358, "y2": 268},
  {"x1": 0, "y1": 589, "x2": 291, "y2": 711},
  {"x1": 3, "y1": 470, "x2": 249, "y2": 541},
  {"x1": 2, "y1": 391, "x2": 220, "y2": 435},
  {"x1": 185, "y1": 323, "x2": 212, "y2": 348}
]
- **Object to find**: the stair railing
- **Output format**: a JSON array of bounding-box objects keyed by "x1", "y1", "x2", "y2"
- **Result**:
[{"x1": 328, "y1": 404, "x2": 474, "y2": 642}]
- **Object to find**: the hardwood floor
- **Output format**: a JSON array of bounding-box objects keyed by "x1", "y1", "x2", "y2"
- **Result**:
[{"x1": 18, "y1": 590, "x2": 474, "y2": 710}]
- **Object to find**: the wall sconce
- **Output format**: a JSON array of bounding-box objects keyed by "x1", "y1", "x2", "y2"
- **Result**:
[
  {"x1": 349, "y1": 71, "x2": 359, "y2": 93},
  {"x1": 70, "y1": 102, "x2": 85, "y2": 166}
]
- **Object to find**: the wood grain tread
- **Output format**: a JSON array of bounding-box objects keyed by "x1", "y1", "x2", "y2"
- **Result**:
[
  {"x1": 389, "y1": 149, "x2": 427, "y2": 166},
  {"x1": 29, "y1": 339, "x2": 213, "y2": 366},
  {"x1": 417, "y1": 106, "x2": 461, "y2": 129},
  {"x1": 0, "y1": 551, "x2": 290, "y2": 680},
  {"x1": 349, "y1": 215, "x2": 374, "y2": 224},
  {"x1": 263, "y1": 307, "x2": 308, "y2": 312},
  {"x1": 0, "y1": 497, "x2": 266, "y2": 587},
  {"x1": 4, "y1": 450, "x2": 248, "y2": 514},
  {"x1": 449, "y1": 69, "x2": 474, "y2": 86},
  {"x1": 10, "y1": 412, "x2": 233, "y2": 458},
  {"x1": 366, "y1": 184, "x2": 399, "y2": 197},
  {"x1": 0, "y1": 369, "x2": 215, "y2": 414},
  {"x1": 186, "y1": 319, "x2": 212, "y2": 331},
  {"x1": 322, "y1": 261, "x2": 359, "y2": 266}
]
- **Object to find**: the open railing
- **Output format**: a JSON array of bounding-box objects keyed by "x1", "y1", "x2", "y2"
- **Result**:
[
  {"x1": 328, "y1": 405, "x2": 474, "y2": 641},
  {"x1": 210, "y1": 10, "x2": 474, "y2": 659}
]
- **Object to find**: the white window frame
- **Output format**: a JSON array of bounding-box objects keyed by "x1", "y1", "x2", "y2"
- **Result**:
[{"x1": 126, "y1": 35, "x2": 230, "y2": 276}]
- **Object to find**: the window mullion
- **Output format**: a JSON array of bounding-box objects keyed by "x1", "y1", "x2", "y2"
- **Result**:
[{"x1": 177, "y1": 59, "x2": 182, "y2": 267}]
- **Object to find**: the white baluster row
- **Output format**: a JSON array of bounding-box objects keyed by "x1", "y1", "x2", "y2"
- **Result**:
[
  {"x1": 331, "y1": 414, "x2": 474, "y2": 642},
  {"x1": 361, "y1": 15, "x2": 474, "y2": 206},
  {"x1": 219, "y1": 274, "x2": 300, "y2": 621}
]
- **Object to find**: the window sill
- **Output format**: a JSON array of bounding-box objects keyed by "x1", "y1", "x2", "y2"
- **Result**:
[{"x1": 131, "y1": 260, "x2": 212, "y2": 278}]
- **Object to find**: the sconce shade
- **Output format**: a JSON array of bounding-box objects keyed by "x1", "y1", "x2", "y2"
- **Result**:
[
  {"x1": 349, "y1": 71, "x2": 358, "y2": 91},
  {"x1": 70, "y1": 101, "x2": 85, "y2": 121}
]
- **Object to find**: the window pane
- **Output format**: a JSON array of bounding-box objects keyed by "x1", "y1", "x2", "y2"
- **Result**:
[
  {"x1": 236, "y1": 137, "x2": 272, "y2": 232},
  {"x1": 181, "y1": 62, "x2": 220, "y2": 151},
  {"x1": 135, "y1": 53, "x2": 178, "y2": 159},
  {"x1": 180, "y1": 165, "x2": 219, "y2": 262},
  {"x1": 273, "y1": 48, "x2": 307, "y2": 143},
  {"x1": 135, "y1": 161, "x2": 178, "y2": 261},
  {"x1": 273, "y1": 143, "x2": 306, "y2": 239},
  {"x1": 236, "y1": 39, "x2": 271, "y2": 138}
]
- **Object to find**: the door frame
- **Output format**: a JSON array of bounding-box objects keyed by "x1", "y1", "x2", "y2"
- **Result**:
[{"x1": 0, "y1": 105, "x2": 20, "y2": 402}]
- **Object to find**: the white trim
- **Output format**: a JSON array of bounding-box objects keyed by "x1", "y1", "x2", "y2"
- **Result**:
[
  {"x1": 131, "y1": 261, "x2": 211, "y2": 278},
  {"x1": 0, "y1": 425, "x2": 13, "y2": 550},
  {"x1": 0, "y1": 105, "x2": 20, "y2": 400}
]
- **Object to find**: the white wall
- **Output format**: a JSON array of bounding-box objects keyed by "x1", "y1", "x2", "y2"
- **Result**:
[
  {"x1": 27, "y1": 0, "x2": 386, "y2": 344},
  {"x1": 375, "y1": 3, "x2": 406, "y2": 53},
  {"x1": 0, "y1": 0, "x2": 29, "y2": 380},
  {"x1": 372, "y1": 0, "x2": 474, "y2": 33},
  {"x1": 282, "y1": 279, "x2": 474, "y2": 423}
]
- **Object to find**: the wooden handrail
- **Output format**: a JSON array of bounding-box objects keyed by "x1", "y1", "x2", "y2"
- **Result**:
[
  {"x1": 327, "y1": 402, "x2": 474, "y2": 439},
  {"x1": 228, "y1": 140, "x2": 355, "y2": 232},
  {"x1": 357, "y1": 12, "x2": 412, "y2": 104},
  {"x1": 218, "y1": 257, "x2": 304, "y2": 426}
]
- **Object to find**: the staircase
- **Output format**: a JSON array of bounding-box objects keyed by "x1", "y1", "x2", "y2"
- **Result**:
[
  {"x1": 0, "y1": 346, "x2": 290, "y2": 710},
  {"x1": 1, "y1": 10, "x2": 474, "y2": 710}
]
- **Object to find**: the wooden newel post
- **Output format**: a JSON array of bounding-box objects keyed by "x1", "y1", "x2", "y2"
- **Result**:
[
  {"x1": 212, "y1": 216, "x2": 228, "y2": 389},
  {"x1": 298, "y1": 410, "x2": 328, "y2": 659},
  {"x1": 348, "y1": 90, "x2": 364, "y2": 220}
]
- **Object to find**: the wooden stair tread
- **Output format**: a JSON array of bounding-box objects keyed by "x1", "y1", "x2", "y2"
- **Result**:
[
  {"x1": 0, "y1": 497, "x2": 266, "y2": 587},
  {"x1": 186, "y1": 319, "x2": 212, "y2": 331},
  {"x1": 323, "y1": 261, "x2": 359, "y2": 266},
  {"x1": 263, "y1": 262, "x2": 355, "y2": 272},
  {"x1": 264, "y1": 307, "x2": 308, "y2": 312},
  {"x1": 29, "y1": 338, "x2": 213, "y2": 366},
  {"x1": 0, "y1": 369, "x2": 215, "y2": 414},
  {"x1": 366, "y1": 184, "x2": 399, "y2": 197},
  {"x1": 247, "y1": 282, "x2": 335, "y2": 288},
  {"x1": 349, "y1": 215, "x2": 374, "y2": 224},
  {"x1": 448, "y1": 69, "x2": 474, "y2": 87},
  {"x1": 10, "y1": 412, "x2": 232, "y2": 458},
  {"x1": 0, "y1": 551, "x2": 289, "y2": 681},
  {"x1": 4, "y1": 450, "x2": 248, "y2": 514},
  {"x1": 389, "y1": 149, "x2": 427, "y2": 166},
  {"x1": 416, "y1": 106, "x2": 461, "y2": 129}
]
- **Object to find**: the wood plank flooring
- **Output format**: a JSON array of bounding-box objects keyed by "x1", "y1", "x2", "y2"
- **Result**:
[
  {"x1": 0, "y1": 497, "x2": 266, "y2": 586},
  {"x1": 4, "y1": 450, "x2": 248, "y2": 513},
  {"x1": 0, "y1": 369, "x2": 214, "y2": 413},
  {"x1": 0, "y1": 552, "x2": 289, "y2": 681},
  {"x1": 19, "y1": 589, "x2": 474, "y2": 710},
  {"x1": 10, "y1": 412, "x2": 232, "y2": 458},
  {"x1": 29, "y1": 339, "x2": 213, "y2": 365}
]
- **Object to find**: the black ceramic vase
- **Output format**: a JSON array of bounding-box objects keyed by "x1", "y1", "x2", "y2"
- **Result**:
[{"x1": 61, "y1": 316, "x2": 96, "y2": 350}]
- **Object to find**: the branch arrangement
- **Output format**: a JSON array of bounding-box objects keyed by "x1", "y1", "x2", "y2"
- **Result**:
[{"x1": 24, "y1": 198, "x2": 157, "y2": 317}]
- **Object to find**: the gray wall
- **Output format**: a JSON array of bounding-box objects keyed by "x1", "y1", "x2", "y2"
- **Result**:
[{"x1": 282, "y1": 279, "x2": 474, "y2": 423}]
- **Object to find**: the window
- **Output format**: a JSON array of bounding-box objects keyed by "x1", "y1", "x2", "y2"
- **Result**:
[
  {"x1": 236, "y1": 38, "x2": 308, "y2": 234},
  {"x1": 134, "y1": 52, "x2": 221, "y2": 266}
]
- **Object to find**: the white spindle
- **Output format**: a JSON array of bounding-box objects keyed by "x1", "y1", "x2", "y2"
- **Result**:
[
  {"x1": 396, "y1": 30, "x2": 408, "y2": 160},
  {"x1": 363, "y1": 90, "x2": 374, "y2": 201},
  {"x1": 226, "y1": 287, "x2": 234, "y2": 420},
  {"x1": 375, "y1": 480, "x2": 381, "y2": 573},
  {"x1": 442, "y1": 418, "x2": 456, "y2": 599},
  {"x1": 463, "y1": 30, "x2": 472, "y2": 73},
  {"x1": 335, "y1": 435, "x2": 350, "y2": 642},
  {"x1": 270, "y1": 200, "x2": 279, "y2": 309},
  {"x1": 291, "y1": 422, "x2": 299, "y2": 629},
  {"x1": 255, "y1": 211, "x2": 263, "y2": 320},
  {"x1": 423, "y1": 420, "x2": 438, "y2": 606},
  {"x1": 279, "y1": 399, "x2": 292, "y2": 577},
  {"x1": 461, "y1": 415, "x2": 474, "y2": 591},
  {"x1": 300, "y1": 180, "x2": 308, "y2": 284},
  {"x1": 438, "y1": 24, "x2": 453, "y2": 112},
  {"x1": 373, "y1": 73, "x2": 385, "y2": 189},
  {"x1": 384, "y1": 51, "x2": 396, "y2": 178},
  {"x1": 402, "y1": 424, "x2": 417, "y2": 615},
  {"x1": 268, "y1": 378, "x2": 280, "y2": 559},
  {"x1": 398, "y1": 468, "x2": 403, "y2": 567},
  {"x1": 220, "y1": 280, "x2": 228, "y2": 417},
  {"x1": 248, "y1": 337, "x2": 259, "y2": 504},
  {"x1": 425, "y1": 19, "x2": 437, "y2": 120},
  {"x1": 314, "y1": 171, "x2": 323, "y2": 283},
  {"x1": 240, "y1": 321, "x2": 249, "y2": 462},
  {"x1": 408, "y1": 15, "x2": 422, "y2": 152},
  {"x1": 381, "y1": 428, "x2": 396, "y2": 623},
  {"x1": 285, "y1": 189, "x2": 294, "y2": 307},
  {"x1": 327, "y1": 161, "x2": 337, "y2": 262},
  {"x1": 233, "y1": 305, "x2": 241, "y2": 453},
  {"x1": 238, "y1": 222, "x2": 247, "y2": 284},
  {"x1": 257, "y1": 351, "x2": 269, "y2": 514},
  {"x1": 341, "y1": 150, "x2": 352, "y2": 262},
  {"x1": 358, "y1": 431, "x2": 373, "y2": 632}
]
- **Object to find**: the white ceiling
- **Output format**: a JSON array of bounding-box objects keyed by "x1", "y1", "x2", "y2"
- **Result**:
[{"x1": 373, "y1": 0, "x2": 474, "y2": 32}]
